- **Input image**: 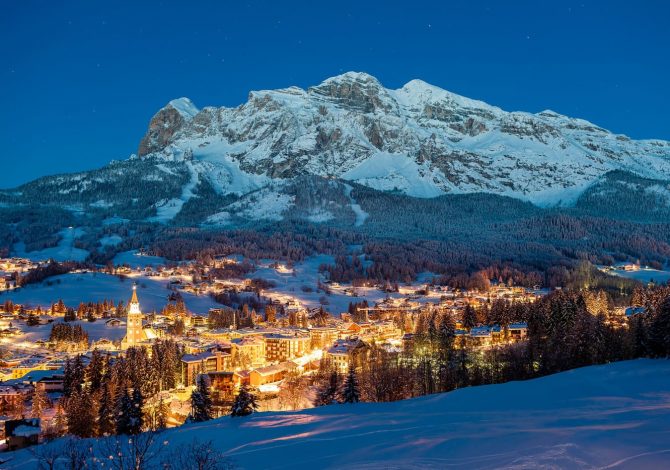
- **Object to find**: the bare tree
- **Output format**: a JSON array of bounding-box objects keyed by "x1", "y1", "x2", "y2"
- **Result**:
[
  {"x1": 28, "y1": 443, "x2": 62, "y2": 470},
  {"x1": 101, "y1": 431, "x2": 159, "y2": 470},
  {"x1": 62, "y1": 437, "x2": 91, "y2": 470},
  {"x1": 160, "y1": 439, "x2": 235, "y2": 470}
]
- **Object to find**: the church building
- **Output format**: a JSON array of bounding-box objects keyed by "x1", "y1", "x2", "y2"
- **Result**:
[{"x1": 121, "y1": 284, "x2": 159, "y2": 349}]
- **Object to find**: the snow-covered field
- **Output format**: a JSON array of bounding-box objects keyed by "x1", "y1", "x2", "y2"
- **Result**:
[
  {"x1": 112, "y1": 250, "x2": 168, "y2": 268},
  {"x1": 249, "y1": 255, "x2": 433, "y2": 315},
  {"x1": 18, "y1": 319, "x2": 127, "y2": 343},
  {"x1": 13, "y1": 227, "x2": 89, "y2": 262},
  {"x1": 0, "y1": 272, "x2": 219, "y2": 315},
  {"x1": 605, "y1": 266, "x2": 670, "y2": 284},
  {"x1": 8, "y1": 359, "x2": 670, "y2": 469}
]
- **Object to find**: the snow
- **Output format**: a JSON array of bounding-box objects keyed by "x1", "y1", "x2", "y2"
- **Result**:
[
  {"x1": 102, "y1": 216, "x2": 129, "y2": 226},
  {"x1": 342, "y1": 152, "x2": 445, "y2": 198},
  {"x1": 343, "y1": 184, "x2": 368, "y2": 226},
  {"x1": 11, "y1": 424, "x2": 40, "y2": 437},
  {"x1": 18, "y1": 318, "x2": 127, "y2": 343},
  {"x1": 8, "y1": 359, "x2": 670, "y2": 469},
  {"x1": 605, "y1": 266, "x2": 670, "y2": 284},
  {"x1": 248, "y1": 255, "x2": 426, "y2": 315},
  {"x1": 99, "y1": 235, "x2": 122, "y2": 247},
  {"x1": 305, "y1": 209, "x2": 334, "y2": 223},
  {"x1": 13, "y1": 227, "x2": 89, "y2": 262},
  {"x1": 0, "y1": 272, "x2": 220, "y2": 315},
  {"x1": 168, "y1": 97, "x2": 199, "y2": 119},
  {"x1": 225, "y1": 187, "x2": 294, "y2": 222},
  {"x1": 205, "y1": 210, "x2": 232, "y2": 226},
  {"x1": 112, "y1": 250, "x2": 167, "y2": 268},
  {"x1": 148, "y1": 162, "x2": 200, "y2": 223},
  {"x1": 191, "y1": 141, "x2": 270, "y2": 196},
  {"x1": 139, "y1": 72, "x2": 670, "y2": 207},
  {"x1": 394, "y1": 78, "x2": 502, "y2": 115}
]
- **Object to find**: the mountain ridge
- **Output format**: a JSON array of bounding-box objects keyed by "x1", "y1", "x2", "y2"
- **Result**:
[
  {"x1": 133, "y1": 71, "x2": 670, "y2": 208},
  {"x1": 2, "y1": 72, "x2": 670, "y2": 234}
]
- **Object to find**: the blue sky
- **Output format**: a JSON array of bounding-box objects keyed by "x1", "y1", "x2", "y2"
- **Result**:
[{"x1": 2, "y1": 0, "x2": 669, "y2": 185}]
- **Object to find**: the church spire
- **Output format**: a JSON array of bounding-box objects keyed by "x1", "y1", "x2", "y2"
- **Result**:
[
  {"x1": 130, "y1": 283, "x2": 139, "y2": 305},
  {"x1": 128, "y1": 283, "x2": 141, "y2": 315}
]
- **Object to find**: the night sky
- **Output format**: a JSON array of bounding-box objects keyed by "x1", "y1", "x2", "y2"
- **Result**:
[{"x1": 3, "y1": 0, "x2": 669, "y2": 185}]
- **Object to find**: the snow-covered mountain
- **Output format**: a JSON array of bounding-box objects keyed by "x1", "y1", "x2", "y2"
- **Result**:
[
  {"x1": 4, "y1": 72, "x2": 670, "y2": 231},
  {"x1": 137, "y1": 71, "x2": 670, "y2": 206}
]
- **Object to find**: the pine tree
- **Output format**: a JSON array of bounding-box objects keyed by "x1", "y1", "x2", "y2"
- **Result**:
[
  {"x1": 314, "y1": 371, "x2": 339, "y2": 406},
  {"x1": 339, "y1": 365, "x2": 360, "y2": 404},
  {"x1": 231, "y1": 384, "x2": 258, "y2": 417},
  {"x1": 63, "y1": 355, "x2": 85, "y2": 397},
  {"x1": 189, "y1": 375, "x2": 213, "y2": 422},
  {"x1": 27, "y1": 312, "x2": 39, "y2": 326},
  {"x1": 31, "y1": 386, "x2": 51, "y2": 419},
  {"x1": 650, "y1": 298, "x2": 670, "y2": 357},
  {"x1": 115, "y1": 389, "x2": 134, "y2": 435},
  {"x1": 156, "y1": 398, "x2": 169, "y2": 430},
  {"x1": 49, "y1": 403, "x2": 67, "y2": 438},
  {"x1": 129, "y1": 388, "x2": 144, "y2": 434},
  {"x1": 98, "y1": 381, "x2": 116, "y2": 436},
  {"x1": 462, "y1": 304, "x2": 477, "y2": 330},
  {"x1": 65, "y1": 389, "x2": 96, "y2": 437},
  {"x1": 87, "y1": 349, "x2": 105, "y2": 394},
  {"x1": 438, "y1": 313, "x2": 456, "y2": 355}
]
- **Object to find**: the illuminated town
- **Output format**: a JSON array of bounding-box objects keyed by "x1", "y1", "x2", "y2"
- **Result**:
[{"x1": 0, "y1": 253, "x2": 550, "y2": 439}]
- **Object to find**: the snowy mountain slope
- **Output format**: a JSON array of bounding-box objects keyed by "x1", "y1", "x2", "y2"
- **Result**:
[
  {"x1": 136, "y1": 71, "x2": 670, "y2": 207},
  {"x1": 8, "y1": 359, "x2": 670, "y2": 469},
  {"x1": 3, "y1": 72, "x2": 670, "y2": 230}
]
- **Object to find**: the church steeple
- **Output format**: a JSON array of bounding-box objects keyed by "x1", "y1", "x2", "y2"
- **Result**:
[
  {"x1": 123, "y1": 284, "x2": 143, "y2": 348},
  {"x1": 128, "y1": 283, "x2": 141, "y2": 315}
]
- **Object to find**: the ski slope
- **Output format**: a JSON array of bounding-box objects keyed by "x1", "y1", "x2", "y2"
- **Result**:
[{"x1": 8, "y1": 359, "x2": 670, "y2": 469}]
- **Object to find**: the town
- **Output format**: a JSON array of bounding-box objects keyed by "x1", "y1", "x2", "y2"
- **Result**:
[{"x1": 0, "y1": 253, "x2": 557, "y2": 449}]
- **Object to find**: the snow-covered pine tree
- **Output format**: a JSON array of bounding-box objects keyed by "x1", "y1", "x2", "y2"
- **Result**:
[
  {"x1": 156, "y1": 398, "x2": 169, "y2": 430},
  {"x1": 64, "y1": 388, "x2": 96, "y2": 437},
  {"x1": 98, "y1": 381, "x2": 116, "y2": 436},
  {"x1": 231, "y1": 384, "x2": 258, "y2": 417},
  {"x1": 650, "y1": 298, "x2": 670, "y2": 357},
  {"x1": 462, "y1": 304, "x2": 477, "y2": 330},
  {"x1": 189, "y1": 374, "x2": 213, "y2": 422},
  {"x1": 116, "y1": 389, "x2": 134, "y2": 435},
  {"x1": 87, "y1": 349, "x2": 105, "y2": 393},
  {"x1": 129, "y1": 388, "x2": 144, "y2": 434},
  {"x1": 339, "y1": 365, "x2": 360, "y2": 404}
]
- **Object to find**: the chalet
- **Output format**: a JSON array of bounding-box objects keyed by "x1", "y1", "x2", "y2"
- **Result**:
[
  {"x1": 325, "y1": 338, "x2": 370, "y2": 373},
  {"x1": 4, "y1": 418, "x2": 40, "y2": 450},
  {"x1": 625, "y1": 306, "x2": 647, "y2": 317},
  {"x1": 206, "y1": 371, "x2": 236, "y2": 402},
  {"x1": 508, "y1": 322, "x2": 528, "y2": 341},
  {"x1": 105, "y1": 318, "x2": 124, "y2": 327},
  {"x1": 249, "y1": 361, "x2": 297, "y2": 387},
  {"x1": 470, "y1": 326, "x2": 493, "y2": 346}
]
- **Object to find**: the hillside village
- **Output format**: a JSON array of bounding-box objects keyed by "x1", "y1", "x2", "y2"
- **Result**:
[{"x1": 0, "y1": 253, "x2": 564, "y2": 449}]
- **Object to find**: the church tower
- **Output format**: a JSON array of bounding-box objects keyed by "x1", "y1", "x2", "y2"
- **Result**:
[{"x1": 123, "y1": 284, "x2": 144, "y2": 349}]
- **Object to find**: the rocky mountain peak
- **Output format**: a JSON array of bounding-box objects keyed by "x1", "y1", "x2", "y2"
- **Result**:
[
  {"x1": 308, "y1": 71, "x2": 392, "y2": 113},
  {"x1": 133, "y1": 72, "x2": 670, "y2": 205}
]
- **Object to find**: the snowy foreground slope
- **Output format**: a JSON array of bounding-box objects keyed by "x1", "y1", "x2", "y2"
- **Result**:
[{"x1": 9, "y1": 359, "x2": 670, "y2": 469}]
